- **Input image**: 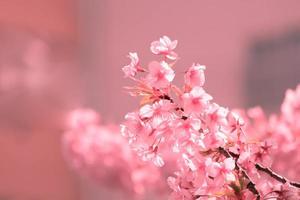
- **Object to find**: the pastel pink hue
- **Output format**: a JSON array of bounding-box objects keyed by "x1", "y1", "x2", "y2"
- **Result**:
[
  {"x1": 281, "y1": 85, "x2": 300, "y2": 130},
  {"x1": 150, "y1": 36, "x2": 178, "y2": 60},
  {"x1": 184, "y1": 64, "x2": 206, "y2": 88},
  {"x1": 62, "y1": 109, "x2": 169, "y2": 199},
  {"x1": 122, "y1": 52, "x2": 140, "y2": 78},
  {"x1": 182, "y1": 86, "x2": 213, "y2": 115},
  {"x1": 121, "y1": 36, "x2": 300, "y2": 200},
  {"x1": 242, "y1": 84, "x2": 300, "y2": 182},
  {"x1": 146, "y1": 61, "x2": 175, "y2": 88}
]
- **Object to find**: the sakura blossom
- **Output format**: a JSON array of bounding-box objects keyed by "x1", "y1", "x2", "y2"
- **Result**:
[
  {"x1": 281, "y1": 85, "x2": 300, "y2": 130},
  {"x1": 150, "y1": 36, "x2": 178, "y2": 60},
  {"x1": 146, "y1": 61, "x2": 175, "y2": 88},
  {"x1": 182, "y1": 86, "x2": 213, "y2": 115},
  {"x1": 62, "y1": 109, "x2": 170, "y2": 199},
  {"x1": 242, "y1": 84, "x2": 300, "y2": 185},
  {"x1": 122, "y1": 52, "x2": 141, "y2": 78},
  {"x1": 184, "y1": 64, "x2": 206, "y2": 88},
  {"x1": 121, "y1": 36, "x2": 300, "y2": 200}
]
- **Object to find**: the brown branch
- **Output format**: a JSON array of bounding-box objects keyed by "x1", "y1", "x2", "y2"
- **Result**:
[
  {"x1": 218, "y1": 147, "x2": 261, "y2": 200},
  {"x1": 158, "y1": 92, "x2": 300, "y2": 195},
  {"x1": 218, "y1": 147, "x2": 300, "y2": 195},
  {"x1": 255, "y1": 163, "x2": 300, "y2": 189}
]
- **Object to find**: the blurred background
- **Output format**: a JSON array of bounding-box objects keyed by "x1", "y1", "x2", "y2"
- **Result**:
[{"x1": 0, "y1": 0, "x2": 300, "y2": 199}]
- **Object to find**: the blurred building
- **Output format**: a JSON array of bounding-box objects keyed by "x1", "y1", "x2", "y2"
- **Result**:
[{"x1": 245, "y1": 28, "x2": 300, "y2": 113}]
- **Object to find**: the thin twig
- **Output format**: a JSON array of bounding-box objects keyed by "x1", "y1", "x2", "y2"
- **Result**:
[
  {"x1": 255, "y1": 163, "x2": 300, "y2": 188},
  {"x1": 219, "y1": 147, "x2": 300, "y2": 193},
  {"x1": 218, "y1": 147, "x2": 261, "y2": 200}
]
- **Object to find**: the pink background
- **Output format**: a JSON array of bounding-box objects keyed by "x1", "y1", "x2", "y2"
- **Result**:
[{"x1": 0, "y1": 1, "x2": 300, "y2": 199}]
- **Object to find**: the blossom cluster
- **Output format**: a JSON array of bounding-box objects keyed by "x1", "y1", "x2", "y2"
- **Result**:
[
  {"x1": 240, "y1": 85, "x2": 300, "y2": 182},
  {"x1": 121, "y1": 36, "x2": 300, "y2": 199},
  {"x1": 62, "y1": 109, "x2": 169, "y2": 198}
]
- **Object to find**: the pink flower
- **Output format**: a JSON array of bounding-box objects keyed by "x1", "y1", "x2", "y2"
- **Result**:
[
  {"x1": 121, "y1": 112, "x2": 152, "y2": 143},
  {"x1": 205, "y1": 157, "x2": 221, "y2": 178},
  {"x1": 281, "y1": 84, "x2": 300, "y2": 129},
  {"x1": 184, "y1": 64, "x2": 206, "y2": 87},
  {"x1": 122, "y1": 36, "x2": 300, "y2": 200},
  {"x1": 223, "y1": 157, "x2": 235, "y2": 171},
  {"x1": 122, "y1": 52, "x2": 140, "y2": 77},
  {"x1": 63, "y1": 109, "x2": 168, "y2": 197},
  {"x1": 205, "y1": 157, "x2": 235, "y2": 182},
  {"x1": 226, "y1": 111, "x2": 245, "y2": 133},
  {"x1": 205, "y1": 103, "x2": 228, "y2": 129},
  {"x1": 167, "y1": 176, "x2": 180, "y2": 192},
  {"x1": 182, "y1": 86, "x2": 212, "y2": 114},
  {"x1": 182, "y1": 153, "x2": 198, "y2": 171},
  {"x1": 122, "y1": 109, "x2": 173, "y2": 167},
  {"x1": 203, "y1": 130, "x2": 227, "y2": 149},
  {"x1": 150, "y1": 36, "x2": 178, "y2": 60},
  {"x1": 175, "y1": 117, "x2": 201, "y2": 138},
  {"x1": 146, "y1": 61, "x2": 175, "y2": 88},
  {"x1": 139, "y1": 100, "x2": 175, "y2": 127}
]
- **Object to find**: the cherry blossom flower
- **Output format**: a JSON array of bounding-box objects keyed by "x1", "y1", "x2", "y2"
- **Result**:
[
  {"x1": 281, "y1": 85, "x2": 300, "y2": 130},
  {"x1": 62, "y1": 109, "x2": 170, "y2": 199},
  {"x1": 184, "y1": 64, "x2": 206, "y2": 88},
  {"x1": 146, "y1": 61, "x2": 175, "y2": 88},
  {"x1": 150, "y1": 36, "x2": 178, "y2": 60},
  {"x1": 205, "y1": 103, "x2": 228, "y2": 130},
  {"x1": 205, "y1": 157, "x2": 235, "y2": 182},
  {"x1": 243, "y1": 84, "x2": 300, "y2": 182},
  {"x1": 226, "y1": 111, "x2": 245, "y2": 133},
  {"x1": 182, "y1": 86, "x2": 213, "y2": 114},
  {"x1": 122, "y1": 52, "x2": 140, "y2": 78},
  {"x1": 121, "y1": 36, "x2": 300, "y2": 200}
]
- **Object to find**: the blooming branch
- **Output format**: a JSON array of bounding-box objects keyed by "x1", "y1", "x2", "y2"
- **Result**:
[
  {"x1": 121, "y1": 36, "x2": 300, "y2": 200},
  {"x1": 62, "y1": 109, "x2": 170, "y2": 199}
]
